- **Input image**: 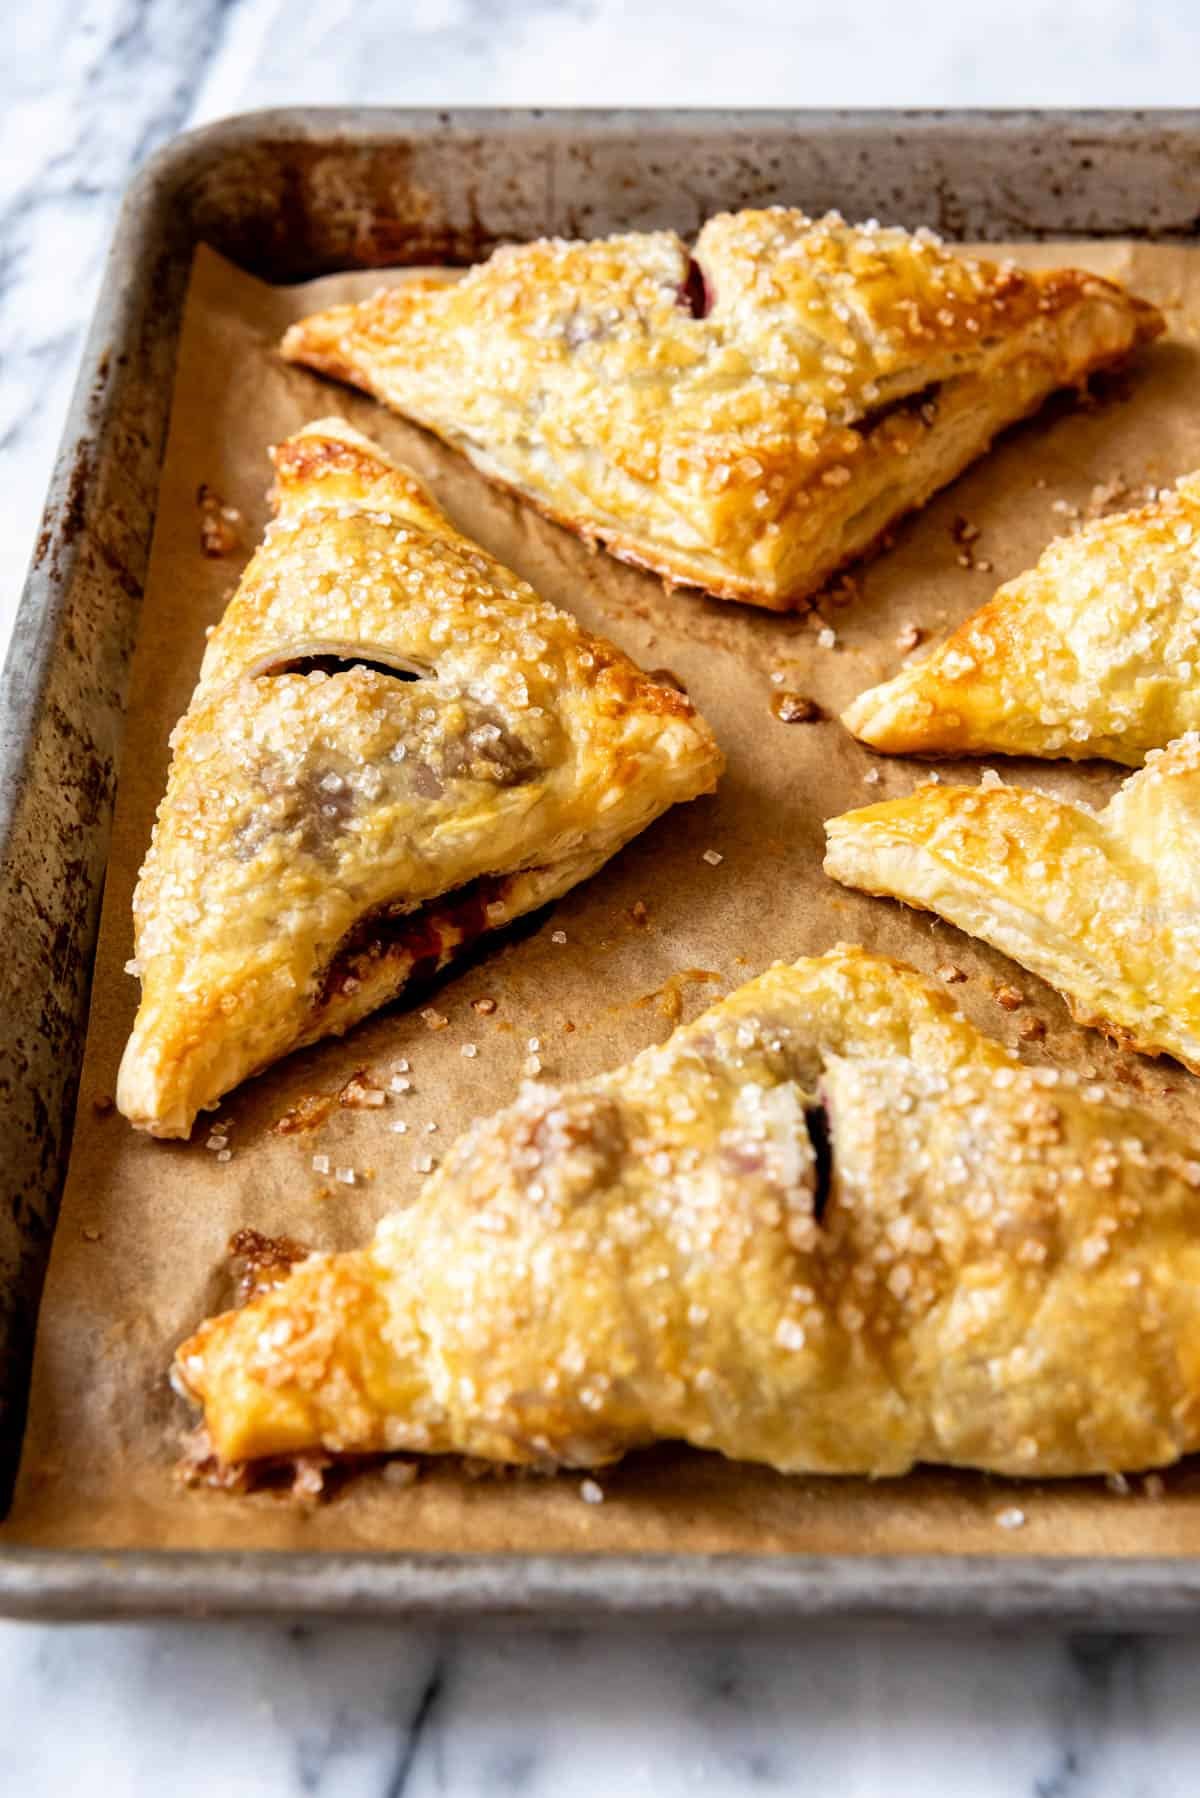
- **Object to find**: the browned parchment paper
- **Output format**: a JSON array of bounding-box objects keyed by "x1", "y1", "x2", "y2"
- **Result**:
[{"x1": 11, "y1": 239, "x2": 1200, "y2": 1559}]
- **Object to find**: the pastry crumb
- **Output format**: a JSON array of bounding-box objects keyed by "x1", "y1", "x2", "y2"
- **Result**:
[
  {"x1": 995, "y1": 986, "x2": 1025, "y2": 1012},
  {"x1": 91, "y1": 1093, "x2": 114, "y2": 1116},
  {"x1": 197, "y1": 484, "x2": 243, "y2": 557},
  {"x1": 1018, "y1": 1017, "x2": 1046, "y2": 1043},
  {"x1": 471, "y1": 996, "x2": 497, "y2": 1015},
  {"x1": 551, "y1": 928, "x2": 568, "y2": 944},
  {"x1": 936, "y1": 963, "x2": 967, "y2": 984},
  {"x1": 895, "y1": 623, "x2": 924, "y2": 652},
  {"x1": 421, "y1": 1009, "x2": 449, "y2": 1031},
  {"x1": 339, "y1": 1071, "x2": 387, "y2": 1109},
  {"x1": 771, "y1": 690, "x2": 822, "y2": 724}
]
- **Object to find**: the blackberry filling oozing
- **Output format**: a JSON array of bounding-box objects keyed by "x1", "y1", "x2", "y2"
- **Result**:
[
  {"x1": 317, "y1": 873, "x2": 519, "y2": 1008},
  {"x1": 805, "y1": 1099, "x2": 833, "y2": 1224},
  {"x1": 677, "y1": 256, "x2": 713, "y2": 321}
]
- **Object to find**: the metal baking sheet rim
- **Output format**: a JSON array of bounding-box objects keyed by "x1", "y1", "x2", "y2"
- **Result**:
[{"x1": 6, "y1": 107, "x2": 1200, "y2": 1624}]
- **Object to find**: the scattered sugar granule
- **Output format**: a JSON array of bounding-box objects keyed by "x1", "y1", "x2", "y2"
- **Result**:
[
  {"x1": 896, "y1": 623, "x2": 924, "y2": 652},
  {"x1": 580, "y1": 1479, "x2": 605, "y2": 1505},
  {"x1": 702, "y1": 849, "x2": 723, "y2": 867},
  {"x1": 461, "y1": 1043, "x2": 478, "y2": 1058},
  {"x1": 817, "y1": 626, "x2": 838, "y2": 649},
  {"x1": 472, "y1": 997, "x2": 497, "y2": 1016},
  {"x1": 416, "y1": 1154, "x2": 437, "y2": 1174},
  {"x1": 390, "y1": 1074, "x2": 412, "y2": 1094},
  {"x1": 311, "y1": 1153, "x2": 330, "y2": 1175},
  {"x1": 390, "y1": 1120, "x2": 409, "y2": 1135},
  {"x1": 995, "y1": 1507, "x2": 1026, "y2": 1530},
  {"x1": 421, "y1": 1009, "x2": 449, "y2": 1031},
  {"x1": 335, "y1": 1167, "x2": 356, "y2": 1186},
  {"x1": 551, "y1": 929, "x2": 568, "y2": 944},
  {"x1": 215, "y1": 1149, "x2": 232, "y2": 1164}
]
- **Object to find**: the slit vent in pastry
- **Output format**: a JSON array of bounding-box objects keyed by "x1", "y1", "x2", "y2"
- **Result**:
[
  {"x1": 844, "y1": 470, "x2": 1200, "y2": 765},
  {"x1": 281, "y1": 209, "x2": 1162, "y2": 611},
  {"x1": 175, "y1": 945, "x2": 1200, "y2": 1480},
  {"x1": 116, "y1": 418, "x2": 723, "y2": 1137},
  {"x1": 824, "y1": 735, "x2": 1200, "y2": 1069}
]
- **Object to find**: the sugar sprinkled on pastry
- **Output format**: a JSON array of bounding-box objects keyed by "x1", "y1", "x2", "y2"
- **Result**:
[
  {"x1": 825, "y1": 735, "x2": 1200, "y2": 1069},
  {"x1": 116, "y1": 418, "x2": 722, "y2": 1138},
  {"x1": 844, "y1": 471, "x2": 1200, "y2": 765},
  {"x1": 280, "y1": 210, "x2": 1162, "y2": 612},
  {"x1": 176, "y1": 945, "x2": 1200, "y2": 1480}
]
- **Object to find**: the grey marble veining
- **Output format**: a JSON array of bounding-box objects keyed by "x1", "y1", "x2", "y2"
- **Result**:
[
  {"x1": 8, "y1": 2, "x2": 1200, "y2": 1791},
  {"x1": 2, "y1": 1616, "x2": 1196, "y2": 1795}
]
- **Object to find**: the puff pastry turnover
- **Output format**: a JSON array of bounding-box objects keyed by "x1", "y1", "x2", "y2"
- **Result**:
[
  {"x1": 281, "y1": 211, "x2": 1162, "y2": 611},
  {"x1": 825, "y1": 736, "x2": 1200, "y2": 1069},
  {"x1": 176, "y1": 945, "x2": 1200, "y2": 1480},
  {"x1": 844, "y1": 471, "x2": 1200, "y2": 764},
  {"x1": 117, "y1": 419, "x2": 722, "y2": 1138}
]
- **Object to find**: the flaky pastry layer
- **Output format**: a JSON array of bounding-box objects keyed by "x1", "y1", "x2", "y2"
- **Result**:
[
  {"x1": 825, "y1": 735, "x2": 1200, "y2": 1069},
  {"x1": 844, "y1": 471, "x2": 1200, "y2": 764},
  {"x1": 177, "y1": 946, "x2": 1200, "y2": 1480},
  {"x1": 282, "y1": 210, "x2": 1161, "y2": 610},
  {"x1": 117, "y1": 419, "x2": 722, "y2": 1136}
]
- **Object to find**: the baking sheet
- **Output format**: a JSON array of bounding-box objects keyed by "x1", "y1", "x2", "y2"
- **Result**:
[{"x1": 9, "y1": 238, "x2": 1200, "y2": 1558}]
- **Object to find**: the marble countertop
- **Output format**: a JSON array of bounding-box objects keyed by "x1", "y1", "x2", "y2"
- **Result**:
[{"x1": 7, "y1": 2, "x2": 1200, "y2": 1791}]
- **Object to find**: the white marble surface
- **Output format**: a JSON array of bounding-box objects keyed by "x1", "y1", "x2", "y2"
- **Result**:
[{"x1": 7, "y1": 2, "x2": 1200, "y2": 1790}]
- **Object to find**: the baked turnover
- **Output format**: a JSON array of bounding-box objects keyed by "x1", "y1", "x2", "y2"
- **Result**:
[
  {"x1": 177, "y1": 946, "x2": 1200, "y2": 1479},
  {"x1": 844, "y1": 471, "x2": 1200, "y2": 764},
  {"x1": 824, "y1": 736, "x2": 1200, "y2": 1070},
  {"x1": 281, "y1": 209, "x2": 1162, "y2": 611},
  {"x1": 117, "y1": 419, "x2": 722, "y2": 1138}
]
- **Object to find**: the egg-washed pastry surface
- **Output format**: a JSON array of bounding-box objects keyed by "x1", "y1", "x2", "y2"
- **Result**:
[
  {"x1": 176, "y1": 945, "x2": 1200, "y2": 1481},
  {"x1": 825, "y1": 736, "x2": 1200, "y2": 1070},
  {"x1": 844, "y1": 471, "x2": 1200, "y2": 765},
  {"x1": 116, "y1": 418, "x2": 722, "y2": 1139},
  {"x1": 281, "y1": 210, "x2": 1162, "y2": 612}
]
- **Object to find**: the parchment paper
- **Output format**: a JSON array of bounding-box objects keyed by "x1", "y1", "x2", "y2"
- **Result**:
[{"x1": 11, "y1": 239, "x2": 1200, "y2": 1558}]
